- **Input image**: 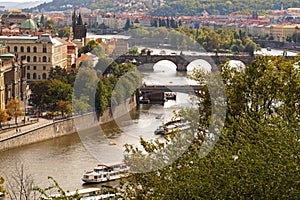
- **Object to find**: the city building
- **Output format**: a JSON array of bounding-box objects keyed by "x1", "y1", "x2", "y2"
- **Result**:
[
  {"x1": 0, "y1": 44, "x2": 26, "y2": 109},
  {"x1": 66, "y1": 41, "x2": 78, "y2": 72},
  {"x1": 0, "y1": 34, "x2": 68, "y2": 83},
  {"x1": 1, "y1": 10, "x2": 28, "y2": 26}
]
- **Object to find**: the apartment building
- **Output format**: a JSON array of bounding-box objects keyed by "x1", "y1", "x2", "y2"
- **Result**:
[{"x1": 0, "y1": 34, "x2": 68, "y2": 82}]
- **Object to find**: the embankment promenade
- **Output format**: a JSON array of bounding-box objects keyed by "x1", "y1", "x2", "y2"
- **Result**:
[{"x1": 0, "y1": 96, "x2": 136, "y2": 152}]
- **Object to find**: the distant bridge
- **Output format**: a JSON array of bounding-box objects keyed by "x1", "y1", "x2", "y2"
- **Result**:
[
  {"x1": 139, "y1": 84, "x2": 203, "y2": 103},
  {"x1": 115, "y1": 54, "x2": 297, "y2": 71},
  {"x1": 140, "y1": 85, "x2": 203, "y2": 93}
]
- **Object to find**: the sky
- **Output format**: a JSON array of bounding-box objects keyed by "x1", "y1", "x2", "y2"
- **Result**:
[{"x1": 0, "y1": 0, "x2": 51, "y2": 2}]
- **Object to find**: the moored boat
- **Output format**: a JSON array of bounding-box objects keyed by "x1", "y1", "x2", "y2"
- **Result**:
[
  {"x1": 48, "y1": 187, "x2": 115, "y2": 200},
  {"x1": 82, "y1": 162, "x2": 129, "y2": 184},
  {"x1": 154, "y1": 120, "x2": 190, "y2": 135}
]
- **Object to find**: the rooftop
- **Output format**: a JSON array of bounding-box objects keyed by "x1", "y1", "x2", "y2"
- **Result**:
[{"x1": 20, "y1": 19, "x2": 38, "y2": 30}]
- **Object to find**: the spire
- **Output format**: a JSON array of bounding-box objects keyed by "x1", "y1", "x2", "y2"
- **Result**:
[
  {"x1": 77, "y1": 12, "x2": 83, "y2": 26},
  {"x1": 72, "y1": 8, "x2": 77, "y2": 26},
  {"x1": 40, "y1": 13, "x2": 45, "y2": 26}
]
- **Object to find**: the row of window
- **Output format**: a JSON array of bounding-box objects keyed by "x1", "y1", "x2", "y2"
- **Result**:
[
  {"x1": 27, "y1": 66, "x2": 47, "y2": 70},
  {"x1": 27, "y1": 73, "x2": 47, "y2": 80},
  {"x1": 26, "y1": 56, "x2": 50, "y2": 63},
  {"x1": 8, "y1": 45, "x2": 47, "y2": 53}
]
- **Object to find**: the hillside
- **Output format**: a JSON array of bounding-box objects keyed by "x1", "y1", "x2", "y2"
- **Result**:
[
  {"x1": 149, "y1": 0, "x2": 300, "y2": 16},
  {"x1": 29, "y1": 0, "x2": 300, "y2": 15}
]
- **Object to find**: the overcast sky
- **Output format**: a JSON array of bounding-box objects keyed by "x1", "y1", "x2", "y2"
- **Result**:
[{"x1": 0, "y1": 0, "x2": 50, "y2": 2}]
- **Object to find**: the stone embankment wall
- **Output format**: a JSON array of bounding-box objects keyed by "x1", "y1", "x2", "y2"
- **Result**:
[{"x1": 0, "y1": 95, "x2": 137, "y2": 152}]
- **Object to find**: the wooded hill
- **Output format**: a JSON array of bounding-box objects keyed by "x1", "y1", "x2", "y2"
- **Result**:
[{"x1": 29, "y1": 0, "x2": 300, "y2": 15}]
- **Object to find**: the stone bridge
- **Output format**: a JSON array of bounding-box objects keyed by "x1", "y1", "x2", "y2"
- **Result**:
[{"x1": 114, "y1": 54, "x2": 296, "y2": 71}]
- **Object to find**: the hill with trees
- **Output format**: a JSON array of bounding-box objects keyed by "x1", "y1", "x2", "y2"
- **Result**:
[
  {"x1": 149, "y1": 0, "x2": 300, "y2": 16},
  {"x1": 29, "y1": 0, "x2": 300, "y2": 15}
]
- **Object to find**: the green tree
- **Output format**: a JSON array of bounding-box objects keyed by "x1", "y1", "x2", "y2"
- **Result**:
[
  {"x1": 30, "y1": 80, "x2": 52, "y2": 110},
  {"x1": 6, "y1": 99, "x2": 24, "y2": 124},
  {"x1": 127, "y1": 46, "x2": 139, "y2": 55},
  {"x1": 244, "y1": 40, "x2": 257, "y2": 56},
  {"x1": 122, "y1": 55, "x2": 300, "y2": 199},
  {"x1": 124, "y1": 18, "x2": 131, "y2": 31},
  {"x1": 48, "y1": 66, "x2": 76, "y2": 85},
  {"x1": 72, "y1": 95, "x2": 90, "y2": 114},
  {"x1": 78, "y1": 40, "x2": 99, "y2": 56},
  {"x1": 56, "y1": 100, "x2": 72, "y2": 116}
]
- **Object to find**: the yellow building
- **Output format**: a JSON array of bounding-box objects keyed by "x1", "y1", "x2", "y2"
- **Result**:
[
  {"x1": 0, "y1": 34, "x2": 68, "y2": 82},
  {"x1": 265, "y1": 24, "x2": 300, "y2": 42}
]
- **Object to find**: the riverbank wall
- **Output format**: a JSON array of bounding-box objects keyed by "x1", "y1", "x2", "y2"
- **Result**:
[{"x1": 0, "y1": 95, "x2": 137, "y2": 152}]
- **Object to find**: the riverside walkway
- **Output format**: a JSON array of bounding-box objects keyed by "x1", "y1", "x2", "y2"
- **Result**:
[{"x1": 0, "y1": 117, "x2": 53, "y2": 141}]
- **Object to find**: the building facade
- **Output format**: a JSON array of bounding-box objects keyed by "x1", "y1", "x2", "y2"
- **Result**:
[
  {"x1": 0, "y1": 34, "x2": 68, "y2": 82},
  {"x1": 0, "y1": 45, "x2": 26, "y2": 109}
]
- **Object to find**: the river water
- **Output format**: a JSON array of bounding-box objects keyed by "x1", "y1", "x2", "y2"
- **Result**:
[
  {"x1": 0, "y1": 60, "x2": 198, "y2": 191},
  {"x1": 0, "y1": 48, "x2": 297, "y2": 192}
]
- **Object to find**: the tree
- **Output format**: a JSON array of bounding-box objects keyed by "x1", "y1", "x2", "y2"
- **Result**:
[
  {"x1": 0, "y1": 109, "x2": 9, "y2": 126},
  {"x1": 72, "y1": 95, "x2": 90, "y2": 114},
  {"x1": 124, "y1": 18, "x2": 131, "y2": 31},
  {"x1": 56, "y1": 100, "x2": 72, "y2": 116},
  {"x1": 122, "y1": 55, "x2": 300, "y2": 199},
  {"x1": 30, "y1": 79, "x2": 72, "y2": 112},
  {"x1": 6, "y1": 99, "x2": 24, "y2": 124},
  {"x1": 6, "y1": 164, "x2": 35, "y2": 200},
  {"x1": 244, "y1": 40, "x2": 257, "y2": 56},
  {"x1": 127, "y1": 46, "x2": 139, "y2": 55},
  {"x1": 30, "y1": 80, "x2": 52, "y2": 110},
  {"x1": 78, "y1": 40, "x2": 99, "y2": 56}
]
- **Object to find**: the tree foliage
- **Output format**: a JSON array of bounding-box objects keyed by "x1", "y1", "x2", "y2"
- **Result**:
[
  {"x1": 5, "y1": 99, "x2": 24, "y2": 124},
  {"x1": 0, "y1": 109, "x2": 9, "y2": 126},
  {"x1": 122, "y1": 55, "x2": 300, "y2": 199}
]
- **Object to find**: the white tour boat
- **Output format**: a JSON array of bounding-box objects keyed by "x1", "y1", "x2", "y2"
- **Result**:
[{"x1": 82, "y1": 162, "x2": 130, "y2": 184}]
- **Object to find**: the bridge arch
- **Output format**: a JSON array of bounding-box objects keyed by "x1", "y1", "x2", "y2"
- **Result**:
[
  {"x1": 227, "y1": 60, "x2": 246, "y2": 72},
  {"x1": 153, "y1": 60, "x2": 177, "y2": 72},
  {"x1": 186, "y1": 59, "x2": 212, "y2": 73}
]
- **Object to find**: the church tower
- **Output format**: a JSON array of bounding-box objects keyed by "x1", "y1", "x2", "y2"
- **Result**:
[{"x1": 72, "y1": 9, "x2": 87, "y2": 40}]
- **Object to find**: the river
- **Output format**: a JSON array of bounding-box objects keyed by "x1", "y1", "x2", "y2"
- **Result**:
[
  {"x1": 0, "y1": 60, "x2": 197, "y2": 192},
  {"x1": 0, "y1": 47, "x2": 297, "y2": 193}
]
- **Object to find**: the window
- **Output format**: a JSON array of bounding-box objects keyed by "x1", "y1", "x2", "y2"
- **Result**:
[
  {"x1": 14, "y1": 46, "x2": 17, "y2": 52},
  {"x1": 39, "y1": 57, "x2": 41, "y2": 62},
  {"x1": 27, "y1": 66, "x2": 30, "y2": 70},
  {"x1": 43, "y1": 66, "x2": 46, "y2": 70},
  {"x1": 33, "y1": 56, "x2": 37, "y2": 62},
  {"x1": 43, "y1": 56, "x2": 47, "y2": 62},
  {"x1": 20, "y1": 46, "x2": 24, "y2": 52},
  {"x1": 27, "y1": 73, "x2": 30, "y2": 79},
  {"x1": 7, "y1": 46, "x2": 10, "y2": 52},
  {"x1": 43, "y1": 44, "x2": 47, "y2": 53},
  {"x1": 33, "y1": 73, "x2": 37, "y2": 79},
  {"x1": 42, "y1": 73, "x2": 47, "y2": 79},
  {"x1": 27, "y1": 47, "x2": 30, "y2": 52},
  {"x1": 27, "y1": 56, "x2": 30, "y2": 62},
  {"x1": 33, "y1": 46, "x2": 37, "y2": 53},
  {"x1": 33, "y1": 66, "x2": 37, "y2": 70},
  {"x1": 48, "y1": 57, "x2": 51, "y2": 62}
]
